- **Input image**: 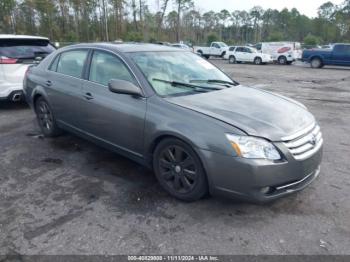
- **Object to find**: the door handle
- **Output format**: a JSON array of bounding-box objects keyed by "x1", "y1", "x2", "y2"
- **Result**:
[
  {"x1": 84, "y1": 92, "x2": 94, "y2": 100},
  {"x1": 46, "y1": 80, "x2": 52, "y2": 87}
]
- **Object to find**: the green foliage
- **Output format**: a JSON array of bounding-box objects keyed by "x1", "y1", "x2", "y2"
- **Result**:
[
  {"x1": 125, "y1": 31, "x2": 143, "y2": 42},
  {"x1": 207, "y1": 33, "x2": 219, "y2": 44},
  {"x1": 303, "y1": 34, "x2": 322, "y2": 46},
  {"x1": 2, "y1": 0, "x2": 350, "y2": 45},
  {"x1": 267, "y1": 32, "x2": 284, "y2": 41}
]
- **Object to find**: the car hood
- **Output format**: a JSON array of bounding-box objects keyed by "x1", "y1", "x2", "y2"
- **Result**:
[{"x1": 165, "y1": 86, "x2": 315, "y2": 141}]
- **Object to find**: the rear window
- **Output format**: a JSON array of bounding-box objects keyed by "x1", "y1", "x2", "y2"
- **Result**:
[{"x1": 0, "y1": 39, "x2": 56, "y2": 59}]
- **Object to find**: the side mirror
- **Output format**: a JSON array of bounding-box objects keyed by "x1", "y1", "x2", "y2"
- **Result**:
[{"x1": 108, "y1": 79, "x2": 143, "y2": 97}]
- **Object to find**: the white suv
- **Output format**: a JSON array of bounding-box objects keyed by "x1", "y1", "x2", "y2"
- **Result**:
[
  {"x1": 0, "y1": 35, "x2": 55, "y2": 102},
  {"x1": 224, "y1": 46, "x2": 273, "y2": 65}
]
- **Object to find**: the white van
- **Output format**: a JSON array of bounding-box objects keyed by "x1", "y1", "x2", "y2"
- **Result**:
[{"x1": 254, "y1": 42, "x2": 302, "y2": 65}]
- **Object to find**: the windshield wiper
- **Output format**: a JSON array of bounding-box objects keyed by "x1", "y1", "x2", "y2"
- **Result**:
[
  {"x1": 189, "y1": 79, "x2": 239, "y2": 87},
  {"x1": 152, "y1": 78, "x2": 223, "y2": 91}
]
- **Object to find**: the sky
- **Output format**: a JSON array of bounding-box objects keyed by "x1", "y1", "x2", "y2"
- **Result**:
[{"x1": 152, "y1": 0, "x2": 344, "y2": 18}]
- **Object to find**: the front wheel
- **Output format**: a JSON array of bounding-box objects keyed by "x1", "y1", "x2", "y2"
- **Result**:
[
  {"x1": 278, "y1": 56, "x2": 287, "y2": 65},
  {"x1": 35, "y1": 97, "x2": 61, "y2": 137},
  {"x1": 153, "y1": 138, "x2": 208, "y2": 202},
  {"x1": 311, "y1": 58, "x2": 323, "y2": 69},
  {"x1": 254, "y1": 57, "x2": 262, "y2": 65}
]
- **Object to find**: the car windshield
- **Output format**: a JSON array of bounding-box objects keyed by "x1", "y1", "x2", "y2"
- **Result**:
[
  {"x1": 250, "y1": 48, "x2": 258, "y2": 53},
  {"x1": 218, "y1": 42, "x2": 227, "y2": 47},
  {"x1": 0, "y1": 39, "x2": 55, "y2": 59},
  {"x1": 130, "y1": 51, "x2": 235, "y2": 96}
]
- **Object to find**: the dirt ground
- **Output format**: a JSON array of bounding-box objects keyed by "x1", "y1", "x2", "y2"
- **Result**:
[{"x1": 1, "y1": 61, "x2": 350, "y2": 255}]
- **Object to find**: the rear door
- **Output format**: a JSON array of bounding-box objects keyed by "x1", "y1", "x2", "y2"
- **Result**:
[
  {"x1": 0, "y1": 38, "x2": 55, "y2": 90},
  {"x1": 46, "y1": 49, "x2": 89, "y2": 128},
  {"x1": 80, "y1": 49, "x2": 146, "y2": 156},
  {"x1": 332, "y1": 45, "x2": 350, "y2": 66}
]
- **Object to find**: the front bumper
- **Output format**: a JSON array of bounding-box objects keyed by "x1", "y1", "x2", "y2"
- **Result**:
[{"x1": 199, "y1": 145, "x2": 323, "y2": 203}]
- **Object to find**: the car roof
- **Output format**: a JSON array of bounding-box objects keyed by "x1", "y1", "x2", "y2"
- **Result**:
[
  {"x1": 61, "y1": 42, "x2": 184, "y2": 53},
  {"x1": 0, "y1": 34, "x2": 49, "y2": 40}
]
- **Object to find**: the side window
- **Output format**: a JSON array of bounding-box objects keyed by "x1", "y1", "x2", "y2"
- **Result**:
[
  {"x1": 89, "y1": 50, "x2": 135, "y2": 86},
  {"x1": 236, "y1": 47, "x2": 243, "y2": 52},
  {"x1": 229, "y1": 47, "x2": 235, "y2": 52},
  {"x1": 56, "y1": 50, "x2": 88, "y2": 78},
  {"x1": 48, "y1": 54, "x2": 60, "y2": 72},
  {"x1": 335, "y1": 45, "x2": 350, "y2": 55},
  {"x1": 212, "y1": 43, "x2": 220, "y2": 48}
]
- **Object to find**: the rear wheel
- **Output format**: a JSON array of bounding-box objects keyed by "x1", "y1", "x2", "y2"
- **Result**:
[
  {"x1": 311, "y1": 58, "x2": 323, "y2": 69},
  {"x1": 229, "y1": 56, "x2": 236, "y2": 64},
  {"x1": 35, "y1": 97, "x2": 61, "y2": 137},
  {"x1": 254, "y1": 57, "x2": 262, "y2": 65},
  {"x1": 278, "y1": 56, "x2": 287, "y2": 65},
  {"x1": 204, "y1": 55, "x2": 210, "y2": 59},
  {"x1": 153, "y1": 138, "x2": 208, "y2": 202}
]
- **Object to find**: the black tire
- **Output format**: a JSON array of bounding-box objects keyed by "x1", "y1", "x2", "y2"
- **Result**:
[
  {"x1": 221, "y1": 51, "x2": 226, "y2": 58},
  {"x1": 286, "y1": 61, "x2": 293, "y2": 65},
  {"x1": 34, "y1": 97, "x2": 61, "y2": 137},
  {"x1": 278, "y1": 56, "x2": 287, "y2": 65},
  {"x1": 310, "y1": 57, "x2": 323, "y2": 69},
  {"x1": 228, "y1": 55, "x2": 236, "y2": 64},
  {"x1": 153, "y1": 138, "x2": 208, "y2": 202},
  {"x1": 204, "y1": 55, "x2": 210, "y2": 59},
  {"x1": 254, "y1": 57, "x2": 262, "y2": 65},
  {"x1": 197, "y1": 50, "x2": 203, "y2": 57}
]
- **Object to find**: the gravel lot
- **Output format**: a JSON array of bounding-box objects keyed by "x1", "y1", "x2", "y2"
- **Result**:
[{"x1": 1, "y1": 61, "x2": 350, "y2": 255}]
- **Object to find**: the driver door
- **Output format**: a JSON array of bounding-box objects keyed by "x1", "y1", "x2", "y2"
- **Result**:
[
  {"x1": 210, "y1": 43, "x2": 221, "y2": 56},
  {"x1": 80, "y1": 50, "x2": 147, "y2": 156}
]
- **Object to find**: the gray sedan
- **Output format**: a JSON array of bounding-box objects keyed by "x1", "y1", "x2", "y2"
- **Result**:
[{"x1": 23, "y1": 43, "x2": 323, "y2": 202}]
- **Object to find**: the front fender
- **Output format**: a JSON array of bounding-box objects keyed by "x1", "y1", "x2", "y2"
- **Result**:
[{"x1": 143, "y1": 96, "x2": 245, "y2": 160}]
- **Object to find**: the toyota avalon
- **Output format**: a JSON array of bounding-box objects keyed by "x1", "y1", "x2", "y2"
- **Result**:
[{"x1": 23, "y1": 43, "x2": 323, "y2": 202}]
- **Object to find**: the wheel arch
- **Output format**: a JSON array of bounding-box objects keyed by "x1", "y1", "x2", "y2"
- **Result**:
[
  {"x1": 148, "y1": 132, "x2": 198, "y2": 157},
  {"x1": 32, "y1": 87, "x2": 49, "y2": 106},
  {"x1": 278, "y1": 55, "x2": 287, "y2": 60},
  {"x1": 254, "y1": 56, "x2": 262, "y2": 61},
  {"x1": 310, "y1": 55, "x2": 324, "y2": 63}
]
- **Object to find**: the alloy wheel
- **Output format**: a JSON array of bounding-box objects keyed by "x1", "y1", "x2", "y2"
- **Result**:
[
  {"x1": 158, "y1": 145, "x2": 197, "y2": 194},
  {"x1": 37, "y1": 101, "x2": 53, "y2": 131}
]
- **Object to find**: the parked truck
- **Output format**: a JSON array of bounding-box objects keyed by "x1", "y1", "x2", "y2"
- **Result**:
[
  {"x1": 302, "y1": 43, "x2": 350, "y2": 68},
  {"x1": 194, "y1": 42, "x2": 229, "y2": 59},
  {"x1": 254, "y1": 42, "x2": 302, "y2": 65}
]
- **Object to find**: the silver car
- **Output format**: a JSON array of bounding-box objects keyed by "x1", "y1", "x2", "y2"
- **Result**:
[{"x1": 23, "y1": 43, "x2": 323, "y2": 202}]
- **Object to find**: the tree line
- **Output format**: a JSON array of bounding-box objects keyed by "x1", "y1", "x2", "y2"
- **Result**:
[{"x1": 0, "y1": 0, "x2": 349, "y2": 45}]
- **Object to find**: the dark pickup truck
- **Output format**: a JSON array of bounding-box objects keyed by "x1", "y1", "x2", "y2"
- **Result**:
[{"x1": 302, "y1": 44, "x2": 350, "y2": 68}]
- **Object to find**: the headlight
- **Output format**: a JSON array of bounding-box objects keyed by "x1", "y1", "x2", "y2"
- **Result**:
[{"x1": 225, "y1": 134, "x2": 281, "y2": 160}]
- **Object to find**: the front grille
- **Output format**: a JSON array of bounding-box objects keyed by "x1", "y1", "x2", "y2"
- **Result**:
[{"x1": 282, "y1": 124, "x2": 323, "y2": 161}]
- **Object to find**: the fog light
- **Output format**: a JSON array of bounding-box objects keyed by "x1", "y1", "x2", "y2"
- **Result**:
[{"x1": 260, "y1": 187, "x2": 272, "y2": 194}]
